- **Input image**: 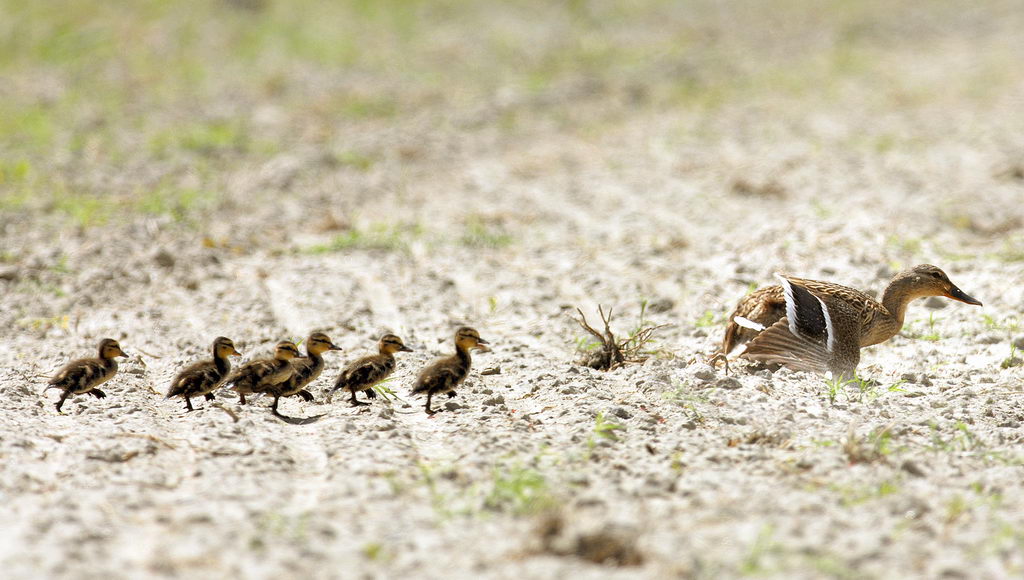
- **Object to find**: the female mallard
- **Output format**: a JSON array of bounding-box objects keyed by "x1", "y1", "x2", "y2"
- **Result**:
[
  {"x1": 412, "y1": 327, "x2": 489, "y2": 415},
  {"x1": 166, "y1": 336, "x2": 242, "y2": 412},
  {"x1": 721, "y1": 264, "x2": 982, "y2": 377},
  {"x1": 224, "y1": 341, "x2": 301, "y2": 404},
  {"x1": 332, "y1": 334, "x2": 413, "y2": 406},
  {"x1": 47, "y1": 338, "x2": 128, "y2": 412},
  {"x1": 264, "y1": 332, "x2": 341, "y2": 414}
]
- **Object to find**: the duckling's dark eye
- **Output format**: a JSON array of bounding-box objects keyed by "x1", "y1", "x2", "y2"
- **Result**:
[{"x1": 931, "y1": 271, "x2": 942, "y2": 279}]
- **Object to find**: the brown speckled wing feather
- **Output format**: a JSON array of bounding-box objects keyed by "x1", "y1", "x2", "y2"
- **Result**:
[{"x1": 742, "y1": 318, "x2": 832, "y2": 373}]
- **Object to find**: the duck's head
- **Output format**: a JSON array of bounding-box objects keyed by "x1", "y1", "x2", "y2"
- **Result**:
[
  {"x1": 901, "y1": 264, "x2": 983, "y2": 306},
  {"x1": 99, "y1": 338, "x2": 128, "y2": 359},
  {"x1": 379, "y1": 333, "x2": 413, "y2": 354},
  {"x1": 306, "y1": 333, "x2": 342, "y2": 355},
  {"x1": 274, "y1": 341, "x2": 302, "y2": 360},
  {"x1": 213, "y1": 336, "x2": 242, "y2": 358},
  {"x1": 455, "y1": 327, "x2": 490, "y2": 352}
]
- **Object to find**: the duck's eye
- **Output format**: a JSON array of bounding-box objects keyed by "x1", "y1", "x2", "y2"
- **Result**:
[{"x1": 931, "y1": 271, "x2": 942, "y2": 279}]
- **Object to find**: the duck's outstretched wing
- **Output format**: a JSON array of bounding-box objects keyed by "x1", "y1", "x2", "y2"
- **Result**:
[{"x1": 742, "y1": 274, "x2": 860, "y2": 378}]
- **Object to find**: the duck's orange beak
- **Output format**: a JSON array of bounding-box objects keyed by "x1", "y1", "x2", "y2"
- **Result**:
[{"x1": 946, "y1": 285, "x2": 983, "y2": 306}]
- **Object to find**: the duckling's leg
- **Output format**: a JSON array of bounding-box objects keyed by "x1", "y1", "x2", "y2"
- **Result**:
[
  {"x1": 55, "y1": 390, "x2": 71, "y2": 412},
  {"x1": 184, "y1": 397, "x2": 195, "y2": 412},
  {"x1": 447, "y1": 390, "x2": 457, "y2": 398},
  {"x1": 239, "y1": 393, "x2": 247, "y2": 405},
  {"x1": 297, "y1": 389, "x2": 314, "y2": 402},
  {"x1": 270, "y1": 395, "x2": 282, "y2": 416},
  {"x1": 350, "y1": 389, "x2": 369, "y2": 406},
  {"x1": 204, "y1": 393, "x2": 215, "y2": 401},
  {"x1": 89, "y1": 389, "x2": 107, "y2": 399},
  {"x1": 424, "y1": 392, "x2": 436, "y2": 415},
  {"x1": 365, "y1": 388, "x2": 377, "y2": 400}
]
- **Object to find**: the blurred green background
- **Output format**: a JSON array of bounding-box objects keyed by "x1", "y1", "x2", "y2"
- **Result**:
[{"x1": 1, "y1": 0, "x2": 1020, "y2": 229}]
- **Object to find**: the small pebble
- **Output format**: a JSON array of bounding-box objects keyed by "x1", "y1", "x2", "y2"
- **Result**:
[
  {"x1": 691, "y1": 366, "x2": 716, "y2": 381},
  {"x1": 901, "y1": 460, "x2": 927, "y2": 478},
  {"x1": 0, "y1": 265, "x2": 19, "y2": 281},
  {"x1": 482, "y1": 395, "x2": 505, "y2": 407},
  {"x1": 153, "y1": 249, "x2": 175, "y2": 268},
  {"x1": 715, "y1": 377, "x2": 743, "y2": 390}
]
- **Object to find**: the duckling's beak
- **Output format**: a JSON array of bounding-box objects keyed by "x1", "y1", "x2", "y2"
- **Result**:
[
  {"x1": 231, "y1": 348, "x2": 243, "y2": 356},
  {"x1": 400, "y1": 345, "x2": 414, "y2": 352},
  {"x1": 475, "y1": 339, "x2": 491, "y2": 352},
  {"x1": 946, "y1": 285, "x2": 983, "y2": 306},
  {"x1": 117, "y1": 350, "x2": 129, "y2": 358},
  {"x1": 329, "y1": 343, "x2": 342, "y2": 351},
  {"x1": 477, "y1": 338, "x2": 489, "y2": 345}
]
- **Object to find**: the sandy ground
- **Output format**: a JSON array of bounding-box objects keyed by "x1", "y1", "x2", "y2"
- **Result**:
[{"x1": 3, "y1": 2, "x2": 1024, "y2": 578}]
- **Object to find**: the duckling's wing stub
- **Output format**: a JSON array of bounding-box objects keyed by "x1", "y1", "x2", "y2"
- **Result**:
[
  {"x1": 168, "y1": 361, "x2": 219, "y2": 398},
  {"x1": 51, "y1": 361, "x2": 104, "y2": 391},
  {"x1": 336, "y1": 359, "x2": 383, "y2": 391},
  {"x1": 413, "y1": 362, "x2": 463, "y2": 394}
]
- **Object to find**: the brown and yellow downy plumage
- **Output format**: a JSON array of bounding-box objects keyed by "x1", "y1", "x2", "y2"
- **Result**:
[
  {"x1": 332, "y1": 334, "x2": 413, "y2": 406},
  {"x1": 721, "y1": 264, "x2": 982, "y2": 378},
  {"x1": 264, "y1": 333, "x2": 341, "y2": 414},
  {"x1": 47, "y1": 338, "x2": 128, "y2": 412},
  {"x1": 224, "y1": 341, "x2": 301, "y2": 404},
  {"x1": 166, "y1": 336, "x2": 241, "y2": 412},
  {"x1": 412, "y1": 327, "x2": 490, "y2": 415}
]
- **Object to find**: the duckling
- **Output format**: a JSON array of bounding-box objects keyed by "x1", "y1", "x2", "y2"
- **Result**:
[
  {"x1": 224, "y1": 341, "x2": 301, "y2": 404},
  {"x1": 166, "y1": 336, "x2": 242, "y2": 412},
  {"x1": 332, "y1": 334, "x2": 413, "y2": 406},
  {"x1": 46, "y1": 338, "x2": 128, "y2": 413},
  {"x1": 412, "y1": 327, "x2": 490, "y2": 415},
  {"x1": 264, "y1": 332, "x2": 341, "y2": 414},
  {"x1": 722, "y1": 264, "x2": 982, "y2": 377}
]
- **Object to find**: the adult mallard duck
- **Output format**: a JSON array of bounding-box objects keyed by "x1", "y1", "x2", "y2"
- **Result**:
[
  {"x1": 264, "y1": 332, "x2": 341, "y2": 414},
  {"x1": 166, "y1": 336, "x2": 242, "y2": 412},
  {"x1": 721, "y1": 264, "x2": 982, "y2": 378},
  {"x1": 224, "y1": 341, "x2": 301, "y2": 404},
  {"x1": 332, "y1": 334, "x2": 413, "y2": 406},
  {"x1": 412, "y1": 327, "x2": 489, "y2": 415},
  {"x1": 46, "y1": 338, "x2": 128, "y2": 412}
]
